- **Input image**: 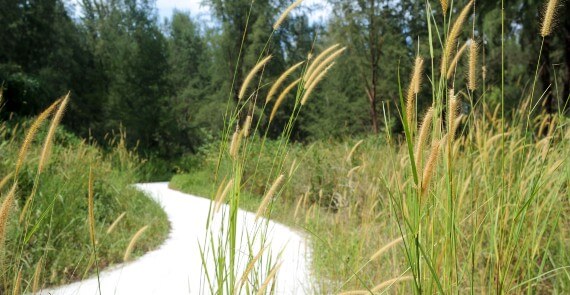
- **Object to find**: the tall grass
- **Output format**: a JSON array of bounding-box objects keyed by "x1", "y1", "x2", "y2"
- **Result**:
[
  {"x1": 0, "y1": 93, "x2": 169, "y2": 293},
  {"x1": 175, "y1": 0, "x2": 569, "y2": 293}
]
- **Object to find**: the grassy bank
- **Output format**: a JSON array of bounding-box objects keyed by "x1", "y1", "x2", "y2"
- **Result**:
[
  {"x1": 173, "y1": 0, "x2": 570, "y2": 293},
  {"x1": 170, "y1": 108, "x2": 569, "y2": 293},
  {"x1": 0, "y1": 97, "x2": 169, "y2": 293}
]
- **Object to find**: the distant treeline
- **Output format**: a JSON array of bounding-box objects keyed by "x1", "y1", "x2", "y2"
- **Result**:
[{"x1": 1, "y1": 0, "x2": 568, "y2": 158}]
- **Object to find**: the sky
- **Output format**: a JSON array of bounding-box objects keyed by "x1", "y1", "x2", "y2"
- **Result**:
[
  {"x1": 154, "y1": 0, "x2": 331, "y2": 24},
  {"x1": 67, "y1": 0, "x2": 331, "y2": 27}
]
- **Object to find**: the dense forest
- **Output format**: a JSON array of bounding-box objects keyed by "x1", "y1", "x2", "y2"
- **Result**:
[{"x1": 1, "y1": 0, "x2": 569, "y2": 161}]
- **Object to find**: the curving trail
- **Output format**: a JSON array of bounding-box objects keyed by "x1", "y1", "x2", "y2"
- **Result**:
[{"x1": 41, "y1": 182, "x2": 312, "y2": 295}]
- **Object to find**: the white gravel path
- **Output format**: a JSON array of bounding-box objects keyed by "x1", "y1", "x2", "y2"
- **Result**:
[{"x1": 41, "y1": 182, "x2": 312, "y2": 295}]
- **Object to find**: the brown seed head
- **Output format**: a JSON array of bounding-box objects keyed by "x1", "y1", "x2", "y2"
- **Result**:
[
  {"x1": 441, "y1": 0, "x2": 474, "y2": 76},
  {"x1": 238, "y1": 55, "x2": 272, "y2": 100},
  {"x1": 541, "y1": 0, "x2": 559, "y2": 37},
  {"x1": 273, "y1": 0, "x2": 304, "y2": 30},
  {"x1": 301, "y1": 62, "x2": 336, "y2": 105},
  {"x1": 415, "y1": 107, "x2": 434, "y2": 171},
  {"x1": 15, "y1": 99, "x2": 61, "y2": 176},
  {"x1": 468, "y1": 39, "x2": 478, "y2": 90},
  {"x1": 123, "y1": 225, "x2": 149, "y2": 261},
  {"x1": 421, "y1": 140, "x2": 442, "y2": 196},
  {"x1": 441, "y1": 0, "x2": 448, "y2": 15},
  {"x1": 406, "y1": 56, "x2": 424, "y2": 129},
  {"x1": 229, "y1": 129, "x2": 241, "y2": 159},
  {"x1": 270, "y1": 78, "x2": 301, "y2": 122},
  {"x1": 304, "y1": 44, "x2": 340, "y2": 80},
  {"x1": 242, "y1": 115, "x2": 252, "y2": 138},
  {"x1": 255, "y1": 174, "x2": 285, "y2": 220},
  {"x1": 304, "y1": 47, "x2": 346, "y2": 87},
  {"x1": 0, "y1": 183, "x2": 17, "y2": 245},
  {"x1": 446, "y1": 42, "x2": 468, "y2": 80},
  {"x1": 38, "y1": 94, "x2": 70, "y2": 173},
  {"x1": 266, "y1": 61, "x2": 304, "y2": 103}
]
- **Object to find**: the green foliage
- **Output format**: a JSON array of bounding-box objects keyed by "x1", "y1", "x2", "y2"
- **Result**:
[{"x1": 0, "y1": 118, "x2": 169, "y2": 292}]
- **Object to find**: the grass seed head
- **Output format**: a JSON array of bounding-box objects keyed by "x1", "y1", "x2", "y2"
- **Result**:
[
  {"x1": 406, "y1": 56, "x2": 424, "y2": 129},
  {"x1": 301, "y1": 62, "x2": 336, "y2": 105},
  {"x1": 266, "y1": 61, "x2": 304, "y2": 103},
  {"x1": 106, "y1": 212, "x2": 127, "y2": 235},
  {"x1": 38, "y1": 93, "x2": 70, "y2": 173},
  {"x1": 446, "y1": 42, "x2": 468, "y2": 80},
  {"x1": 255, "y1": 174, "x2": 285, "y2": 220},
  {"x1": 15, "y1": 98, "x2": 61, "y2": 176},
  {"x1": 441, "y1": 0, "x2": 448, "y2": 15},
  {"x1": 238, "y1": 55, "x2": 272, "y2": 100},
  {"x1": 304, "y1": 47, "x2": 346, "y2": 87},
  {"x1": 468, "y1": 39, "x2": 479, "y2": 90},
  {"x1": 229, "y1": 129, "x2": 242, "y2": 159},
  {"x1": 123, "y1": 225, "x2": 149, "y2": 261},
  {"x1": 270, "y1": 78, "x2": 301, "y2": 122},
  {"x1": 415, "y1": 106, "x2": 434, "y2": 171},
  {"x1": 441, "y1": 0, "x2": 474, "y2": 76},
  {"x1": 421, "y1": 140, "x2": 442, "y2": 196},
  {"x1": 273, "y1": 0, "x2": 304, "y2": 30},
  {"x1": 0, "y1": 183, "x2": 17, "y2": 245},
  {"x1": 304, "y1": 44, "x2": 340, "y2": 80},
  {"x1": 541, "y1": 0, "x2": 559, "y2": 37}
]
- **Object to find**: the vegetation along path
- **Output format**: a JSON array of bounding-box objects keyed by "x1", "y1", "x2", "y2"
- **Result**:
[{"x1": 41, "y1": 182, "x2": 312, "y2": 294}]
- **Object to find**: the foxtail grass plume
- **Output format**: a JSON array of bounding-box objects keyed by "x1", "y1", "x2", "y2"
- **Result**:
[
  {"x1": 446, "y1": 42, "x2": 467, "y2": 80},
  {"x1": 304, "y1": 44, "x2": 340, "y2": 79},
  {"x1": 32, "y1": 257, "x2": 44, "y2": 294},
  {"x1": 301, "y1": 62, "x2": 336, "y2": 105},
  {"x1": 448, "y1": 91, "x2": 460, "y2": 138},
  {"x1": 441, "y1": 0, "x2": 474, "y2": 76},
  {"x1": 369, "y1": 236, "x2": 403, "y2": 261},
  {"x1": 406, "y1": 56, "x2": 424, "y2": 129},
  {"x1": 415, "y1": 107, "x2": 434, "y2": 170},
  {"x1": 372, "y1": 276, "x2": 414, "y2": 292},
  {"x1": 421, "y1": 140, "x2": 441, "y2": 196},
  {"x1": 242, "y1": 115, "x2": 252, "y2": 137},
  {"x1": 38, "y1": 93, "x2": 70, "y2": 173},
  {"x1": 238, "y1": 55, "x2": 272, "y2": 100},
  {"x1": 106, "y1": 212, "x2": 126, "y2": 234},
  {"x1": 266, "y1": 61, "x2": 304, "y2": 103},
  {"x1": 441, "y1": 0, "x2": 448, "y2": 15},
  {"x1": 256, "y1": 261, "x2": 282, "y2": 295},
  {"x1": 255, "y1": 174, "x2": 285, "y2": 220},
  {"x1": 540, "y1": 0, "x2": 559, "y2": 37},
  {"x1": 346, "y1": 139, "x2": 364, "y2": 163},
  {"x1": 214, "y1": 179, "x2": 234, "y2": 212},
  {"x1": 468, "y1": 39, "x2": 478, "y2": 90},
  {"x1": 13, "y1": 269, "x2": 22, "y2": 295},
  {"x1": 288, "y1": 158, "x2": 297, "y2": 177},
  {"x1": 270, "y1": 78, "x2": 301, "y2": 121},
  {"x1": 229, "y1": 129, "x2": 242, "y2": 159},
  {"x1": 0, "y1": 172, "x2": 13, "y2": 191},
  {"x1": 236, "y1": 245, "x2": 267, "y2": 290},
  {"x1": 304, "y1": 47, "x2": 346, "y2": 87},
  {"x1": 0, "y1": 183, "x2": 17, "y2": 244},
  {"x1": 123, "y1": 225, "x2": 149, "y2": 261},
  {"x1": 15, "y1": 98, "x2": 61, "y2": 176},
  {"x1": 273, "y1": 0, "x2": 304, "y2": 30}
]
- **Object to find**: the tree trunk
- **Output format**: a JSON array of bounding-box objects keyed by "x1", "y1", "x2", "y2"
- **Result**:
[
  {"x1": 367, "y1": 0, "x2": 379, "y2": 134},
  {"x1": 366, "y1": 87, "x2": 379, "y2": 134}
]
